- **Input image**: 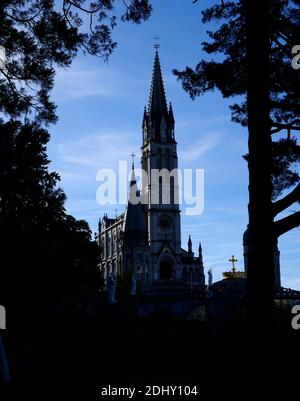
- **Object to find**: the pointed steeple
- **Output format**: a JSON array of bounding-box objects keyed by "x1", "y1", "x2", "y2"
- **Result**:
[
  {"x1": 148, "y1": 50, "x2": 168, "y2": 122},
  {"x1": 188, "y1": 235, "x2": 193, "y2": 254},
  {"x1": 123, "y1": 161, "x2": 147, "y2": 233},
  {"x1": 128, "y1": 159, "x2": 138, "y2": 204},
  {"x1": 142, "y1": 50, "x2": 175, "y2": 143}
]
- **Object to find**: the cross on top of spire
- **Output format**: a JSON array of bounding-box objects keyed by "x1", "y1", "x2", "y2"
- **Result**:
[
  {"x1": 130, "y1": 152, "x2": 136, "y2": 169},
  {"x1": 153, "y1": 36, "x2": 160, "y2": 50}
]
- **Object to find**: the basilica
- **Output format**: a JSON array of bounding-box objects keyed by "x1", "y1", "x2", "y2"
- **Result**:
[{"x1": 97, "y1": 50, "x2": 205, "y2": 293}]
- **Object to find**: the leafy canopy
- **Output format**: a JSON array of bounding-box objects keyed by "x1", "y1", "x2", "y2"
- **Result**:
[{"x1": 174, "y1": 0, "x2": 300, "y2": 200}]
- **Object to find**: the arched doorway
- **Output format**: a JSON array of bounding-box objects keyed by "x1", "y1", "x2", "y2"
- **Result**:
[{"x1": 160, "y1": 260, "x2": 172, "y2": 280}]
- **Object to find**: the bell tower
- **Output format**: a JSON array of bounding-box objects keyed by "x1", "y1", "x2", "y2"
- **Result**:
[{"x1": 141, "y1": 49, "x2": 181, "y2": 264}]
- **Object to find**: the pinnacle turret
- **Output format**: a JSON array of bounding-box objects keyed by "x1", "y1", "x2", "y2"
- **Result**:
[
  {"x1": 198, "y1": 242, "x2": 203, "y2": 265},
  {"x1": 168, "y1": 102, "x2": 175, "y2": 126},
  {"x1": 188, "y1": 235, "x2": 193, "y2": 254}
]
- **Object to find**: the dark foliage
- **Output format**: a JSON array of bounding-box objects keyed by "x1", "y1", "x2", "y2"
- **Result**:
[
  {"x1": 0, "y1": 0, "x2": 152, "y2": 320},
  {"x1": 174, "y1": 1, "x2": 300, "y2": 127},
  {"x1": 0, "y1": 0, "x2": 152, "y2": 124},
  {"x1": 174, "y1": 0, "x2": 300, "y2": 228},
  {"x1": 0, "y1": 119, "x2": 101, "y2": 322}
]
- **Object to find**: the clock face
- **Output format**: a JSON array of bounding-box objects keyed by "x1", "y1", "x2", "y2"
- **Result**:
[{"x1": 158, "y1": 214, "x2": 172, "y2": 230}]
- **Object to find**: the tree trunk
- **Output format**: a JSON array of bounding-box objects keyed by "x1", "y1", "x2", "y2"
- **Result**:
[{"x1": 245, "y1": 0, "x2": 274, "y2": 332}]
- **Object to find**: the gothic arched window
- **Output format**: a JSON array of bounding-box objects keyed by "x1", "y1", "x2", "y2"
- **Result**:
[
  {"x1": 159, "y1": 176, "x2": 162, "y2": 205},
  {"x1": 108, "y1": 235, "x2": 111, "y2": 256},
  {"x1": 100, "y1": 237, "x2": 105, "y2": 258},
  {"x1": 170, "y1": 176, "x2": 174, "y2": 205},
  {"x1": 113, "y1": 232, "x2": 117, "y2": 253}
]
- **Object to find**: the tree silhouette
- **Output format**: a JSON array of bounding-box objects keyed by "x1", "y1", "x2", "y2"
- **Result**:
[
  {"x1": 0, "y1": 119, "x2": 101, "y2": 324},
  {"x1": 0, "y1": 0, "x2": 152, "y2": 123},
  {"x1": 0, "y1": 0, "x2": 152, "y2": 322},
  {"x1": 174, "y1": 0, "x2": 300, "y2": 324}
]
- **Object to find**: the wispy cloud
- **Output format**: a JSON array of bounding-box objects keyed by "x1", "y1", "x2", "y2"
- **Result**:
[
  {"x1": 52, "y1": 64, "x2": 121, "y2": 102},
  {"x1": 180, "y1": 130, "x2": 224, "y2": 161},
  {"x1": 56, "y1": 130, "x2": 138, "y2": 169}
]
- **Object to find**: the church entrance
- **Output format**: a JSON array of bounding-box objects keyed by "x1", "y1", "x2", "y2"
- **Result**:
[{"x1": 160, "y1": 261, "x2": 172, "y2": 280}]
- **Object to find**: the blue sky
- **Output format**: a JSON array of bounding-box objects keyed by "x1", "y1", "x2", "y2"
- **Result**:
[{"x1": 48, "y1": 0, "x2": 300, "y2": 287}]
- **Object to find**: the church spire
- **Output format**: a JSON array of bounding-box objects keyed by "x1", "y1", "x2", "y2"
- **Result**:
[
  {"x1": 142, "y1": 50, "x2": 175, "y2": 144},
  {"x1": 148, "y1": 50, "x2": 168, "y2": 124},
  {"x1": 123, "y1": 158, "x2": 147, "y2": 234}
]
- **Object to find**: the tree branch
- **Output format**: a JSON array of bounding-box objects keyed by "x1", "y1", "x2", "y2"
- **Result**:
[
  {"x1": 3, "y1": 8, "x2": 43, "y2": 24},
  {"x1": 65, "y1": 0, "x2": 104, "y2": 14},
  {"x1": 0, "y1": 67, "x2": 45, "y2": 115},
  {"x1": 272, "y1": 182, "x2": 300, "y2": 216},
  {"x1": 62, "y1": 0, "x2": 104, "y2": 58},
  {"x1": 271, "y1": 119, "x2": 300, "y2": 136},
  {"x1": 274, "y1": 211, "x2": 300, "y2": 238}
]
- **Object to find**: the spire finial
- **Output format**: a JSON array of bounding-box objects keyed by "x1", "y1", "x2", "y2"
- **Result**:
[
  {"x1": 153, "y1": 36, "x2": 160, "y2": 51},
  {"x1": 188, "y1": 235, "x2": 193, "y2": 254},
  {"x1": 130, "y1": 152, "x2": 136, "y2": 169}
]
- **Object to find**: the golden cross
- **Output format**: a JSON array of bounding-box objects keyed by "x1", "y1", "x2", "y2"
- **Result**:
[
  {"x1": 229, "y1": 255, "x2": 238, "y2": 273},
  {"x1": 153, "y1": 36, "x2": 160, "y2": 50}
]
